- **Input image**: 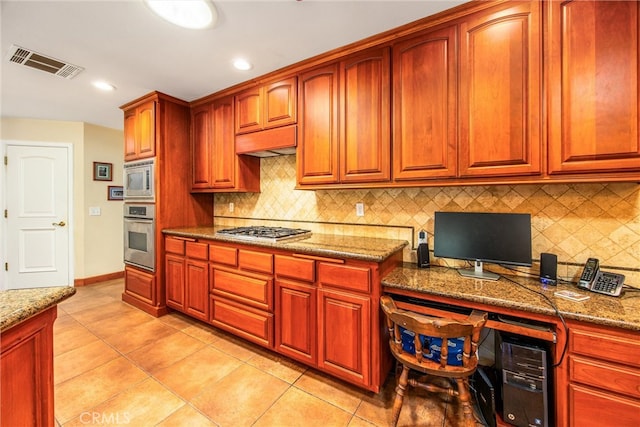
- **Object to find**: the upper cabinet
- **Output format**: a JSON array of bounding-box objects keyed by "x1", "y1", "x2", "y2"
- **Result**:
[
  {"x1": 123, "y1": 99, "x2": 155, "y2": 161},
  {"x1": 341, "y1": 47, "x2": 391, "y2": 183},
  {"x1": 392, "y1": 25, "x2": 458, "y2": 181},
  {"x1": 235, "y1": 77, "x2": 297, "y2": 134},
  {"x1": 298, "y1": 47, "x2": 391, "y2": 187},
  {"x1": 547, "y1": 0, "x2": 640, "y2": 176},
  {"x1": 191, "y1": 96, "x2": 260, "y2": 192},
  {"x1": 458, "y1": 1, "x2": 542, "y2": 178}
]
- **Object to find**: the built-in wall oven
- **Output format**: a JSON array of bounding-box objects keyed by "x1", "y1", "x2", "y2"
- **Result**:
[
  {"x1": 124, "y1": 204, "x2": 155, "y2": 272},
  {"x1": 123, "y1": 158, "x2": 155, "y2": 201}
]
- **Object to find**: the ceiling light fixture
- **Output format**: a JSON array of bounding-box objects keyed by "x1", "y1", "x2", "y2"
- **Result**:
[
  {"x1": 145, "y1": 0, "x2": 217, "y2": 30},
  {"x1": 93, "y1": 81, "x2": 116, "y2": 91},
  {"x1": 233, "y1": 58, "x2": 252, "y2": 71}
]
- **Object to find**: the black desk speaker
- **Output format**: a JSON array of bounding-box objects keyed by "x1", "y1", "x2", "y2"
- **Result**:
[
  {"x1": 417, "y1": 243, "x2": 430, "y2": 268},
  {"x1": 540, "y1": 253, "x2": 557, "y2": 285}
]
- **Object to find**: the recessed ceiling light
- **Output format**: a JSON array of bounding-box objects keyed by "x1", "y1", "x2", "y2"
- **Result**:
[
  {"x1": 233, "y1": 58, "x2": 252, "y2": 71},
  {"x1": 92, "y1": 81, "x2": 116, "y2": 91},
  {"x1": 145, "y1": 0, "x2": 217, "y2": 30}
]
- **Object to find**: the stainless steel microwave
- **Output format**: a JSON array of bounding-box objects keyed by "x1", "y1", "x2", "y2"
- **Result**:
[{"x1": 123, "y1": 158, "x2": 155, "y2": 200}]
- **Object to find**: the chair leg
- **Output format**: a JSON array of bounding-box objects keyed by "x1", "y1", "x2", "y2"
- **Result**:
[
  {"x1": 391, "y1": 365, "x2": 410, "y2": 427},
  {"x1": 455, "y1": 378, "x2": 476, "y2": 427}
]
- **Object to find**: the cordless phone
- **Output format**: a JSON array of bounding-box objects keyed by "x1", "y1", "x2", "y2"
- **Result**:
[{"x1": 577, "y1": 257, "x2": 625, "y2": 297}]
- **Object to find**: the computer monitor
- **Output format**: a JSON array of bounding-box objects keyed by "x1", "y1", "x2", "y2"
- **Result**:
[{"x1": 433, "y1": 211, "x2": 532, "y2": 280}]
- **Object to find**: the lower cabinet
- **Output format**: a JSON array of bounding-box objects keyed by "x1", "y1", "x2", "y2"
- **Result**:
[
  {"x1": 123, "y1": 266, "x2": 158, "y2": 314},
  {"x1": 0, "y1": 307, "x2": 57, "y2": 427},
  {"x1": 318, "y1": 288, "x2": 371, "y2": 387},
  {"x1": 164, "y1": 237, "x2": 209, "y2": 322},
  {"x1": 164, "y1": 237, "x2": 399, "y2": 393},
  {"x1": 567, "y1": 321, "x2": 640, "y2": 426}
]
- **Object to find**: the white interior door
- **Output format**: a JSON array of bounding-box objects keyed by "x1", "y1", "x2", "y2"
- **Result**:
[{"x1": 4, "y1": 143, "x2": 73, "y2": 289}]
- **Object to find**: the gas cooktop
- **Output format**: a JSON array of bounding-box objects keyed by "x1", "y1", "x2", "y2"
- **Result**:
[{"x1": 215, "y1": 226, "x2": 311, "y2": 242}]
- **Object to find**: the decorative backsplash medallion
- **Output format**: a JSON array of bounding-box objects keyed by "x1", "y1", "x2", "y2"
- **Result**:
[{"x1": 214, "y1": 156, "x2": 640, "y2": 285}]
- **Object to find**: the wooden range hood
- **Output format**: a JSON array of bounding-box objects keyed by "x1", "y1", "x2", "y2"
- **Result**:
[{"x1": 235, "y1": 124, "x2": 297, "y2": 158}]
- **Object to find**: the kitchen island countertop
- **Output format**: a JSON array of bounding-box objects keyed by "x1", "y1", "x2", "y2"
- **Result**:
[
  {"x1": 163, "y1": 226, "x2": 409, "y2": 262},
  {"x1": 0, "y1": 286, "x2": 76, "y2": 332}
]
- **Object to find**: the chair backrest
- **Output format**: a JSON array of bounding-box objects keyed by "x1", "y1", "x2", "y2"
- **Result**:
[{"x1": 380, "y1": 295, "x2": 487, "y2": 377}]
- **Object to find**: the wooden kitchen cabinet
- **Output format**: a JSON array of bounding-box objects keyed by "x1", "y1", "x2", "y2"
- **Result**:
[
  {"x1": 0, "y1": 307, "x2": 56, "y2": 427},
  {"x1": 163, "y1": 237, "x2": 209, "y2": 322},
  {"x1": 317, "y1": 262, "x2": 373, "y2": 388},
  {"x1": 340, "y1": 47, "x2": 391, "y2": 183},
  {"x1": 297, "y1": 47, "x2": 391, "y2": 187},
  {"x1": 392, "y1": 24, "x2": 458, "y2": 181},
  {"x1": 458, "y1": 1, "x2": 542, "y2": 178},
  {"x1": 567, "y1": 320, "x2": 640, "y2": 426},
  {"x1": 547, "y1": 0, "x2": 640, "y2": 176},
  {"x1": 235, "y1": 77, "x2": 297, "y2": 134},
  {"x1": 123, "y1": 99, "x2": 155, "y2": 161},
  {"x1": 297, "y1": 63, "x2": 340, "y2": 185},
  {"x1": 191, "y1": 96, "x2": 260, "y2": 192},
  {"x1": 275, "y1": 255, "x2": 317, "y2": 365}
]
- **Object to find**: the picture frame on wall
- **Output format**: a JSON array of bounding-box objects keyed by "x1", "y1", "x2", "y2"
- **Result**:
[
  {"x1": 93, "y1": 162, "x2": 113, "y2": 181},
  {"x1": 108, "y1": 186, "x2": 124, "y2": 200}
]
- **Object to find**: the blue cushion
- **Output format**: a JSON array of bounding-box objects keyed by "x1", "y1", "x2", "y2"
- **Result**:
[{"x1": 399, "y1": 326, "x2": 464, "y2": 366}]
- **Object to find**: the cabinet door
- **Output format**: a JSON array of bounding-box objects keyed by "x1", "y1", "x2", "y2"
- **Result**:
[
  {"x1": 264, "y1": 77, "x2": 297, "y2": 129},
  {"x1": 165, "y1": 253, "x2": 185, "y2": 310},
  {"x1": 235, "y1": 86, "x2": 262, "y2": 134},
  {"x1": 297, "y1": 63, "x2": 340, "y2": 185},
  {"x1": 276, "y1": 278, "x2": 317, "y2": 365},
  {"x1": 548, "y1": 0, "x2": 640, "y2": 174},
  {"x1": 393, "y1": 25, "x2": 457, "y2": 181},
  {"x1": 124, "y1": 266, "x2": 156, "y2": 305},
  {"x1": 191, "y1": 103, "x2": 213, "y2": 189},
  {"x1": 136, "y1": 100, "x2": 156, "y2": 159},
  {"x1": 185, "y1": 259, "x2": 209, "y2": 321},
  {"x1": 123, "y1": 109, "x2": 138, "y2": 161},
  {"x1": 317, "y1": 288, "x2": 371, "y2": 387},
  {"x1": 459, "y1": 2, "x2": 542, "y2": 177},
  {"x1": 211, "y1": 96, "x2": 236, "y2": 188},
  {"x1": 569, "y1": 383, "x2": 640, "y2": 427},
  {"x1": 340, "y1": 47, "x2": 391, "y2": 183}
]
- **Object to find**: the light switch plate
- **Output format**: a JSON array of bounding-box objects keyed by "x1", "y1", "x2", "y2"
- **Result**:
[
  {"x1": 356, "y1": 202, "x2": 365, "y2": 217},
  {"x1": 89, "y1": 207, "x2": 101, "y2": 216}
]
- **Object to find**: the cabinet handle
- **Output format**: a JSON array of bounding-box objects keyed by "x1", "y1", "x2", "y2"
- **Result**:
[{"x1": 292, "y1": 253, "x2": 345, "y2": 264}]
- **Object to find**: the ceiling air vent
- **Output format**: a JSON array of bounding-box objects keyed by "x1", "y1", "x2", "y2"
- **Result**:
[{"x1": 7, "y1": 45, "x2": 83, "y2": 79}]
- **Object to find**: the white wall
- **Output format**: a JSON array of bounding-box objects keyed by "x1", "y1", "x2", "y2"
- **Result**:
[{"x1": 1, "y1": 117, "x2": 124, "y2": 280}]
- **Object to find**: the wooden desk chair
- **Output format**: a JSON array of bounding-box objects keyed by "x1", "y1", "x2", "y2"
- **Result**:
[{"x1": 380, "y1": 296, "x2": 488, "y2": 427}]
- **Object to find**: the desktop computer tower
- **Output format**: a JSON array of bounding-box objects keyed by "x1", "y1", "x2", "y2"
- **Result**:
[{"x1": 496, "y1": 333, "x2": 551, "y2": 427}]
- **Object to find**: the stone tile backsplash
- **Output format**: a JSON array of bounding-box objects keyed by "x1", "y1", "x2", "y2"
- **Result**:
[{"x1": 214, "y1": 155, "x2": 640, "y2": 286}]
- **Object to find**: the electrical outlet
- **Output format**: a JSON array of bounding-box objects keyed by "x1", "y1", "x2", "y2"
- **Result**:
[
  {"x1": 229, "y1": 202, "x2": 234, "y2": 213},
  {"x1": 418, "y1": 230, "x2": 427, "y2": 245},
  {"x1": 356, "y1": 202, "x2": 365, "y2": 217}
]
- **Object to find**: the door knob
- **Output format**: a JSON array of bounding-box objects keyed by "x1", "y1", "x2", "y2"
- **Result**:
[{"x1": 52, "y1": 221, "x2": 66, "y2": 227}]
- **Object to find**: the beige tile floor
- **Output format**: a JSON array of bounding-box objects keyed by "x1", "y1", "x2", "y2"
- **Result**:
[{"x1": 53, "y1": 279, "x2": 483, "y2": 426}]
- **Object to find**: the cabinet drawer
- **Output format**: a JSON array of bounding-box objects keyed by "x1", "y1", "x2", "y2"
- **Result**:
[
  {"x1": 209, "y1": 245, "x2": 238, "y2": 267},
  {"x1": 318, "y1": 263, "x2": 371, "y2": 293},
  {"x1": 569, "y1": 383, "x2": 640, "y2": 427},
  {"x1": 570, "y1": 355, "x2": 640, "y2": 399},
  {"x1": 211, "y1": 268, "x2": 273, "y2": 311},
  {"x1": 165, "y1": 237, "x2": 185, "y2": 255},
  {"x1": 570, "y1": 327, "x2": 640, "y2": 368},
  {"x1": 186, "y1": 241, "x2": 208, "y2": 260},
  {"x1": 124, "y1": 267, "x2": 155, "y2": 304},
  {"x1": 210, "y1": 296, "x2": 274, "y2": 348},
  {"x1": 239, "y1": 249, "x2": 273, "y2": 274},
  {"x1": 275, "y1": 255, "x2": 315, "y2": 282}
]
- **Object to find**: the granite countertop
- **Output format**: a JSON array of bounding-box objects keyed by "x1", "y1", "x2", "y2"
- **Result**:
[
  {"x1": 382, "y1": 264, "x2": 640, "y2": 332},
  {"x1": 163, "y1": 226, "x2": 409, "y2": 262},
  {"x1": 0, "y1": 286, "x2": 76, "y2": 332}
]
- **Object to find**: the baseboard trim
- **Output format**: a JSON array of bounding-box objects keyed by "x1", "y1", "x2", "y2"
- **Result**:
[{"x1": 74, "y1": 271, "x2": 124, "y2": 287}]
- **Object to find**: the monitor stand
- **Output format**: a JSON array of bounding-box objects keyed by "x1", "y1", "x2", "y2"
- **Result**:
[{"x1": 458, "y1": 260, "x2": 500, "y2": 281}]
